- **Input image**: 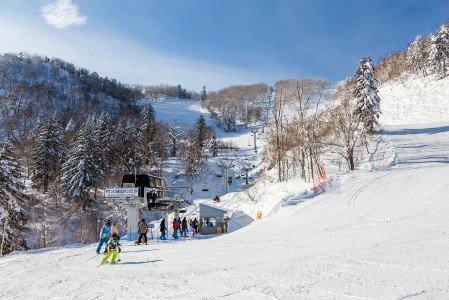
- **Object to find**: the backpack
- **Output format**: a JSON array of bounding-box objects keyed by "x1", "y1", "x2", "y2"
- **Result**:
[{"x1": 109, "y1": 239, "x2": 118, "y2": 251}]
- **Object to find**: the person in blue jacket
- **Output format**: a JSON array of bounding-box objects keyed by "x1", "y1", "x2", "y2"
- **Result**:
[{"x1": 96, "y1": 219, "x2": 111, "y2": 254}]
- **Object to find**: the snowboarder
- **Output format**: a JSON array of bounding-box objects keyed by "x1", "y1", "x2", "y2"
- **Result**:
[
  {"x1": 173, "y1": 218, "x2": 179, "y2": 239},
  {"x1": 181, "y1": 217, "x2": 188, "y2": 237},
  {"x1": 137, "y1": 218, "x2": 148, "y2": 245},
  {"x1": 111, "y1": 221, "x2": 120, "y2": 241},
  {"x1": 100, "y1": 235, "x2": 121, "y2": 265},
  {"x1": 160, "y1": 219, "x2": 167, "y2": 240},
  {"x1": 213, "y1": 195, "x2": 220, "y2": 202},
  {"x1": 96, "y1": 219, "x2": 111, "y2": 254}
]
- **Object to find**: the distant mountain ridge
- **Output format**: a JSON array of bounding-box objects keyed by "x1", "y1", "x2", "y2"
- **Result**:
[{"x1": 0, "y1": 52, "x2": 143, "y2": 140}]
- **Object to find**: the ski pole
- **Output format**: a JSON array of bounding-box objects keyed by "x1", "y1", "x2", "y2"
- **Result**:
[{"x1": 84, "y1": 253, "x2": 100, "y2": 262}]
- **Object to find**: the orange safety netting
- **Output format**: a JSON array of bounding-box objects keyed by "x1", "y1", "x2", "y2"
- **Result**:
[{"x1": 312, "y1": 164, "x2": 326, "y2": 194}]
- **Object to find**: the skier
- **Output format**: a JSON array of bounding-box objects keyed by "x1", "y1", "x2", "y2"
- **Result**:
[
  {"x1": 100, "y1": 234, "x2": 121, "y2": 265},
  {"x1": 173, "y1": 218, "x2": 179, "y2": 239},
  {"x1": 137, "y1": 219, "x2": 148, "y2": 245},
  {"x1": 160, "y1": 218, "x2": 167, "y2": 240},
  {"x1": 111, "y1": 221, "x2": 120, "y2": 241},
  {"x1": 181, "y1": 217, "x2": 188, "y2": 237},
  {"x1": 96, "y1": 219, "x2": 111, "y2": 254},
  {"x1": 177, "y1": 217, "x2": 181, "y2": 234},
  {"x1": 213, "y1": 195, "x2": 220, "y2": 202}
]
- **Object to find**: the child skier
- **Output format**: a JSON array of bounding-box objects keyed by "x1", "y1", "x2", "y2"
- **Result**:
[
  {"x1": 100, "y1": 234, "x2": 121, "y2": 265},
  {"x1": 96, "y1": 219, "x2": 111, "y2": 254}
]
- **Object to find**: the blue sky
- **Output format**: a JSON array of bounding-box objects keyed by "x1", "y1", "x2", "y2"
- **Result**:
[{"x1": 0, "y1": 0, "x2": 448, "y2": 91}]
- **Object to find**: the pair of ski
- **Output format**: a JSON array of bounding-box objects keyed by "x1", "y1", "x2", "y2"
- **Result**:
[
  {"x1": 97, "y1": 260, "x2": 121, "y2": 267},
  {"x1": 85, "y1": 253, "x2": 121, "y2": 267}
]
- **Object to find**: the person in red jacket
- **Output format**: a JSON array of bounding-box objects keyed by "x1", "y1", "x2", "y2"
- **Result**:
[{"x1": 172, "y1": 218, "x2": 179, "y2": 239}]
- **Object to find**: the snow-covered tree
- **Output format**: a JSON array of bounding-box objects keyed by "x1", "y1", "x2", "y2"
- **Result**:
[
  {"x1": 140, "y1": 104, "x2": 157, "y2": 166},
  {"x1": 195, "y1": 115, "x2": 207, "y2": 149},
  {"x1": 30, "y1": 115, "x2": 64, "y2": 192},
  {"x1": 65, "y1": 118, "x2": 76, "y2": 133},
  {"x1": 180, "y1": 131, "x2": 204, "y2": 178},
  {"x1": 113, "y1": 119, "x2": 144, "y2": 174},
  {"x1": 407, "y1": 35, "x2": 429, "y2": 76},
  {"x1": 329, "y1": 80, "x2": 367, "y2": 171},
  {"x1": 0, "y1": 140, "x2": 28, "y2": 255},
  {"x1": 210, "y1": 135, "x2": 218, "y2": 157},
  {"x1": 201, "y1": 86, "x2": 207, "y2": 101},
  {"x1": 167, "y1": 124, "x2": 181, "y2": 157},
  {"x1": 125, "y1": 120, "x2": 144, "y2": 173},
  {"x1": 95, "y1": 113, "x2": 113, "y2": 173},
  {"x1": 61, "y1": 118, "x2": 103, "y2": 210},
  {"x1": 428, "y1": 22, "x2": 449, "y2": 79},
  {"x1": 222, "y1": 112, "x2": 236, "y2": 132},
  {"x1": 354, "y1": 57, "x2": 381, "y2": 134}
]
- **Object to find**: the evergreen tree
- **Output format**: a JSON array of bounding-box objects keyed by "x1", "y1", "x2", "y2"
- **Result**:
[
  {"x1": 354, "y1": 57, "x2": 381, "y2": 134},
  {"x1": 30, "y1": 115, "x2": 64, "y2": 192},
  {"x1": 428, "y1": 22, "x2": 449, "y2": 79},
  {"x1": 140, "y1": 104, "x2": 157, "y2": 166},
  {"x1": 201, "y1": 86, "x2": 207, "y2": 101},
  {"x1": 210, "y1": 135, "x2": 218, "y2": 157},
  {"x1": 125, "y1": 120, "x2": 144, "y2": 173},
  {"x1": 195, "y1": 115, "x2": 207, "y2": 149},
  {"x1": 177, "y1": 84, "x2": 187, "y2": 99},
  {"x1": 0, "y1": 140, "x2": 28, "y2": 255},
  {"x1": 65, "y1": 118, "x2": 76, "y2": 133},
  {"x1": 222, "y1": 113, "x2": 236, "y2": 132},
  {"x1": 95, "y1": 113, "x2": 113, "y2": 173},
  {"x1": 61, "y1": 118, "x2": 103, "y2": 210},
  {"x1": 407, "y1": 35, "x2": 429, "y2": 76},
  {"x1": 113, "y1": 119, "x2": 130, "y2": 173}
]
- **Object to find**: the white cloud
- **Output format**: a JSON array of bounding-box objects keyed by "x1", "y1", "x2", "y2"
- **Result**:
[
  {"x1": 40, "y1": 0, "x2": 87, "y2": 29},
  {"x1": 0, "y1": 15, "x2": 267, "y2": 91}
]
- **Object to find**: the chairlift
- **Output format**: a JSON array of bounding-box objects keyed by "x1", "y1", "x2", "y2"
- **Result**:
[{"x1": 201, "y1": 184, "x2": 209, "y2": 192}]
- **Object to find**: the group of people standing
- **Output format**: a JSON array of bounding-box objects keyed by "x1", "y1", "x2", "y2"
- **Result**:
[
  {"x1": 160, "y1": 217, "x2": 199, "y2": 240},
  {"x1": 134, "y1": 216, "x2": 200, "y2": 242},
  {"x1": 96, "y1": 216, "x2": 201, "y2": 257}
]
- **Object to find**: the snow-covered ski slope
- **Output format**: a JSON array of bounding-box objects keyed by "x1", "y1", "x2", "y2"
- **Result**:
[{"x1": 2, "y1": 75, "x2": 449, "y2": 299}]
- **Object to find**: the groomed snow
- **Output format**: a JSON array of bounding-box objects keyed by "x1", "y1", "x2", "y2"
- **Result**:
[{"x1": 1, "y1": 76, "x2": 449, "y2": 299}]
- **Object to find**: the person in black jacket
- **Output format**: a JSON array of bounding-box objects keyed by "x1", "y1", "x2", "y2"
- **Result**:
[
  {"x1": 160, "y1": 218, "x2": 167, "y2": 240},
  {"x1": 181, "y1": 217, "x2": 188, "y2": 237}
]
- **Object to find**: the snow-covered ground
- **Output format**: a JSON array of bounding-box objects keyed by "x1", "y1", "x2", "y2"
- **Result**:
[
  {"x1": 379, "y1": 74, "x2": 449, "y2": 125},
  {"x1": 2, "y1": 76, "x2": 449, "y2": 299}
]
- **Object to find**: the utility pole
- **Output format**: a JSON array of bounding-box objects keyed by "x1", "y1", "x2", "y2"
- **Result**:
[
  {"x1": 251, "y1": 130, "x2": 258, "y2": 153},
  {"x1": 241, "y1": 165, "x2": 252, "y2": 185},
  {"x1": 219, "y1": 158, "x2": 234, "y2": 194}
]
